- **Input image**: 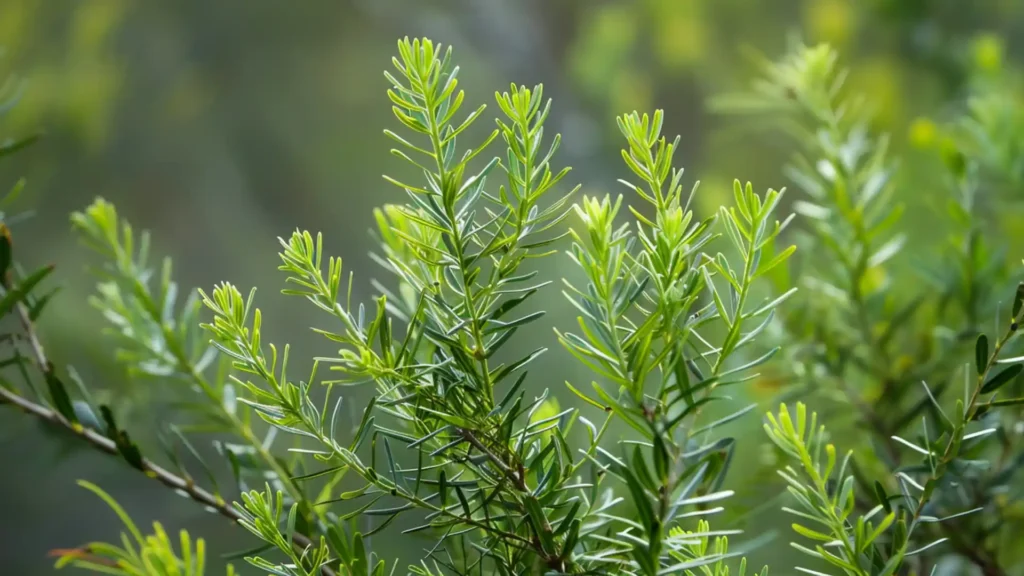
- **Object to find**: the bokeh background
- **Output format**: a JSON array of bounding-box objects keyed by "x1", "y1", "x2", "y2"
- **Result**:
[{"x1": 1, "y1": 0, "x2": 1022, "y2": 574}]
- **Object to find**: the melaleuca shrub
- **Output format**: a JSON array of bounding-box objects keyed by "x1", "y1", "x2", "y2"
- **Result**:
[{"x1": 2, "y1": 35, "x2": 1023, "y2": 576}]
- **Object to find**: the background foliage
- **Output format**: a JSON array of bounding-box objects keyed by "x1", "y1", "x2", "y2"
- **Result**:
[{"x1": 2, "y1": 0, "x2": 1024, "y2": 574}]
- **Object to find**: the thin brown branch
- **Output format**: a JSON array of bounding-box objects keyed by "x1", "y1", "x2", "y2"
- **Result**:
[
  {"x1": 14, "y1": 286, "x2": 50, "y2": 373},
  {"x1": 0, "y1": 382, "x2": 337, "y2": 576},
  {"x1": 1, "y1": 274, "x2": 337, "y2": 576}
]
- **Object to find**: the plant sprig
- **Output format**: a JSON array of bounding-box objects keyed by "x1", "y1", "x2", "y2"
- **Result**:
[{"x1": 557, "y1": 107, "x2": 796, "y2": 575}]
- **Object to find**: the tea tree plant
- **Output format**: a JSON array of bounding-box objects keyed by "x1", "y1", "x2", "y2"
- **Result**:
[
  {"x1": 0, "y1": 36, "x2": 795, "y2": 575},
  {"x1": 3, "y1": 34, "x2": 1022, "y2": 576},
  {"x1": 198, "y1": 37, "x2": 791, "y2": 575},
  {"x1": 556, "y1": 114, "x2": 794, "y2": 574},
  {"x1": 715, "y1": 40, "x2": 1024, "y2": 575},
  {"x1": 0, "y1": 36, "x2": 790, "y2": 573}
]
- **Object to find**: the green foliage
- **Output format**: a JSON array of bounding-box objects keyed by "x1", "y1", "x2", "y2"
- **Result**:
[
  {"x1": 193, "y1": 37, "x2": 792, "y2": 575},
  {"x1": 717, "y1": 39, "x2": 1024, "y2": 575},
  {"x1": 3, "y1": 29, "x2": 1024, "y2": 576},
  {"x1": 52, "y1": 481, "x2": 237, "y2": 576},
  {"x1": 556, "y1": 105, "x2": 794, "y2": 574},
  {"x1": 234, "y1": 486, "x2": 334, "y2": 576},
  {"x1": 764, "y1": 403, "x2": 902, "y2": 576}
]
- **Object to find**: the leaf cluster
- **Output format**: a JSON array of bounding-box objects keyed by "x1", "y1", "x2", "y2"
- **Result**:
[{"x1": 717, "y1": 39, "x2": 1024, "y2": 576}]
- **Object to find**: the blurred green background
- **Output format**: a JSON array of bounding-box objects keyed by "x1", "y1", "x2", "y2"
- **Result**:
[{"x1": 1, "y1": 0, "x2": 1022, "y2": 574}]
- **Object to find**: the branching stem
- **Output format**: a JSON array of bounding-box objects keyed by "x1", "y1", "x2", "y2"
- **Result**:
[{"x1": 0, "y1": 358, "x2": 336, "y2": 576}]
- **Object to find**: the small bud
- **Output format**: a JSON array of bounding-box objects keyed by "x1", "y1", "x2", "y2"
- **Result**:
[
  {"x1": 972, "y1": 33, "x2": 1004, "y2": 73},
  {"x1": 907, "y1": 117, "x2": 937, "y2": 150}
]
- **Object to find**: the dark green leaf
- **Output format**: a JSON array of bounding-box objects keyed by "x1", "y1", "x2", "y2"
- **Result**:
[
  {"x1": 874, "y1": 481, "x2": 891, "y2": 514},
  {"x1": 0, "y1": 265, "x2": 54, "y2": 318},
  {"x1": 454, "y1": 485, "x2": 472, "y2": 518},
  {"x1": 490, "y1": 348, "x2": 546, "y2": 384},
  {"x1": 363, "y1": 512, "x2": 400, "y2": 537},
  {"x1": 523, "y1": 495, "x2": 555, "y2": 554},
  {"x1": 100, "y1": 405, "x2": 145, "y2": 471},
  {"x1": 438, "y1": 469, "x2": 448, "y2": 508},
  {"x1": 0, "y1": 133, "x2": 40, "y2": 159},
  {"x1": 975, "y1": 334, "x2": 989, "y2": 375},
  {"x1": 45, "y1": 368, "x2": 77, "y2": 424},
  {"x1": 981, "y1": 364, "x2": 1022, "y2": 394},
  {"x1": 619, "y1": 464, "x2": 655, "y2": 535},
  {"x1": 553, "y1": 499, "x2": 581, "y2": 536},
  {"x1": 350, "y1": 396, "x2": 377, "y2": 451},
  {"x1": 0, "y1": 224, "x2": 10, "y2": 279},
  {"x1": 28, "y1": 286, "x2": 61, "y2": 321}
]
